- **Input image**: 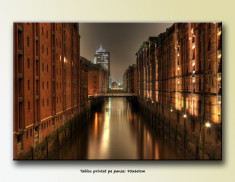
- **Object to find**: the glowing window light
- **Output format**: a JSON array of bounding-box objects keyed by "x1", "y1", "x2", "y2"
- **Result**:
[
  {"x1": 217, "y1": 28, "x2": 222, "y2": 36},
  {"x1": 192, "y1": 77, "x2": 196, "y2": 83},
  {"x1": 205, "y1": 122, "x2": 211, "y2": 128}
]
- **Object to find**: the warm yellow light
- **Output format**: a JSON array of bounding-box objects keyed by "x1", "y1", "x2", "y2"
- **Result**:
[
  {"x1": 192, "y1": 44, "x2": 195, "y2": 49},
  {"x1": 192, "y1": 62, "x2": 195, "y2": 66},
  {"x1": 177, "y1": 67, "x2": 180, "y2": 70},
  {"x1": 177, "y1": 53, "x2": 180, "y2": 57},
  {"x1": 183, "y1": 114, "x2": 187, "y2": 118},
  {"x1": 205, "y1": 122, "x2": 211, "y2": 128},
  {"x1": 218, "y1": 54, "x2": 221, "y2": 59},
  {"x1": 170, "y1": 109, "x2": 173, "y2": 112}
]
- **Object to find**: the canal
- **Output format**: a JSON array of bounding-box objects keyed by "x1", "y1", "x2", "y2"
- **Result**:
[{"x1": 57, "y1": 97, "x2": 185, "y2": 160}]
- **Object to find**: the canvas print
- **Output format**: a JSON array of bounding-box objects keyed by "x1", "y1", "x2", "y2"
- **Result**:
[{"x1": 13, "y1": 22, "x2": 222, "y2": 160}]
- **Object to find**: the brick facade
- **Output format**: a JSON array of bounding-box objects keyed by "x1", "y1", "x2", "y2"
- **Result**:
[
  {"x1": 136, "y1": 23, "x2": 222, "y2": 159},
  {"x1": 13, "y1": 23, "x2": 81, "y2": 159},
  {"x1": 123, "y1": 64, "x2": 138, "y2": 95},
  {"x1": 87, "y1": 60, "x2": 109, "y2": 96}
]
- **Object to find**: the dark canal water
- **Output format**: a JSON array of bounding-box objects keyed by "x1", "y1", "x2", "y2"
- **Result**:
[{"x1": 58, "y1": 97, "x2": 185, "y2": 160}]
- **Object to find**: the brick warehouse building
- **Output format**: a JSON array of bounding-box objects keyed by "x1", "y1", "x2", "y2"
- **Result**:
[
  {"x1": 123, "y1": 64, "x2": 138, "y2": 95},
  {"x1": 13, "y1": 23, "x2": 80, "y2": 159},
  {"x1": 136, "y1": 23, "x2": 222, "y2": 159},
  {"x1": 80, "y1": 57, "x2": 89, "y2": 113},
  {"x1": 88, "y1": 60, "x2": 109, "y2": 96}
]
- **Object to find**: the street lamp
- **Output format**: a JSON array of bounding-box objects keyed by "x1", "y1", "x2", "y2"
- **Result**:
[{"x1": 205, "y1": 122, "x2": 211, "y2": 128}]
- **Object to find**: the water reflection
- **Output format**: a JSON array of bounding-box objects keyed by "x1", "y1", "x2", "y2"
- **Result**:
[{"x1": 60, "y1": 97, "x2": 185, "y2": 160}]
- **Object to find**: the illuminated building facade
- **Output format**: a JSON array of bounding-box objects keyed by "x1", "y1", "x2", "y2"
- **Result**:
[
  {"x1": 88, "y1": 59, "x2": 109, "y2": 96},
  {"x1": 80, "y1": 57, "x2": 89, "y2": 113},
  {"x1": 94, "y1": 45, "x2": 111, "y2": 89},
  {"x1": 136, "y1": 23, "x2": 222, "y2": 159},
  {"x1": 111, "y1": 82, "x2": 119, "y2": 89},
  {"x1": 94, "y1": 45, "x2": 110, "y2": 73},
  {"x1": 13, "y1": 23, "x2": 80, "y2": 159}
]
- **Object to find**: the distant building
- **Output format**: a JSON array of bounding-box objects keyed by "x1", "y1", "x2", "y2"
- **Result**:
[
  {"x1": 123, "y1": 64, "x2": 138, "y2": 95},
  {"x1": 88, "y1": 59, "x2": 109, "y2": 96},
  {"x1": 111, "y1": 82, "x2": 119, "y2": 89},
  {"x1": 94, "y1": 45, "x2": 110, "y2": 73},
  {"x1": 94, "y1": 45, "x2": 111, "y2": 89}
]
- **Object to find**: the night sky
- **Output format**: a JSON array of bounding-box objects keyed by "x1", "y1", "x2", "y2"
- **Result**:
[{"x1": 80, "y1": 23, "x2": 172, "y2": 83}]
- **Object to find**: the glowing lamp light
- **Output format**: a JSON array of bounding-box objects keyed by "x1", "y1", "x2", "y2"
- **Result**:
[
  {"x1": 218, "y1": 30, "x2": 222, "y2": 36},
  {"x1": 218, "y1": 54, "x2": 222, "y2": 59},
  {"x1": 205, "y1": 122, "x2": 211, "y2": 128},
  {"x1": 192, "y1": 44, "x2": 195, "y2": 49},
  {"x1": 192, "y1": 77, "x2": 196, "y2": 83},
  {"x1": 170, "y1": 109, "x2": 173, "y2": 112},
  {"x1": 193, "y1": 70, "x2": 195, "y2": 74},
  {"x1": 177, "y1": 53, "x2": 180, "y2": 57},
  {"x1": 191, "y1": 28, "x2": 194, "y2": 34},
  {"x1": 192, "y1": 62, "x2": 195, "y2": 66},
  {"x1": 177, "y1": 67, "x2": 180, "y2": 70},
  {"x1": 183, "y1": 114, "x2": 187, "y2": 118}
]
